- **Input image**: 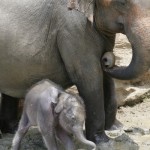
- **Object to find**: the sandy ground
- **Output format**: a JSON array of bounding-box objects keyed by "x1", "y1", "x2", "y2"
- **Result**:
[{"x1": 117, "y1": 98, "x2": 150, "y2": 150}]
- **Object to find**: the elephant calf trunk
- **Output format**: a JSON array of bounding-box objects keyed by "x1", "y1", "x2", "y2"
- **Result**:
[{"x1": 74, "y1": 128, "x2": 96, "y2": 150}]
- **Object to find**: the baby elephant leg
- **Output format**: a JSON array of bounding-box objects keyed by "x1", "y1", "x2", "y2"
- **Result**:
[
  {"x1": 37, "y1": 110, "x2": 58, "y2": 150},
  {"x1": 11, "y1": 112, "x2": 30, "y2": 150},
  {"x1": 41, "y1": 130, "x2": 58, "y2": 150},
  {"x1": 56, "y1": 125, "x2": 76, "y2": 150}
]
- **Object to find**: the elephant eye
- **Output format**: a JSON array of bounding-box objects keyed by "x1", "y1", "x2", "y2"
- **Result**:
[
  {"x1": 66, "y1": 109, "x2": 76, "y2": 120},
  {"x1": 70, "y1": 114, "x2": 77, "y2": 122}
]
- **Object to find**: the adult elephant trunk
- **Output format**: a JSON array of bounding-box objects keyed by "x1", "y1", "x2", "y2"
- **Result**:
[
  {"x1": 105, "y1": 18, "x2": 150, "y2": 80},
  {"x1": 73, "y1": 127, "x2": 96, "y2": 150}
]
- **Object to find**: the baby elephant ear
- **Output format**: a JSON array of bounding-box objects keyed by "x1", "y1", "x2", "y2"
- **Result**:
[
  {"x1": 49, "y1": 87, "x2": 60, "y2": 104},
  {"x1": 54, "y1": 93, "x2": 66, "y2": 113},
  {"x1": 67, "y1": 0, "x2": 79, "y2": 10},
  {"x1": 54, "y1": 101, "x2": 63, "y2": 113}
]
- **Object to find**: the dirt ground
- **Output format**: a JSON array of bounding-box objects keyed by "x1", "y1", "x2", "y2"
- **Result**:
[{"x1": 117, "y1": 97, "x2": 150, "y2": 150}]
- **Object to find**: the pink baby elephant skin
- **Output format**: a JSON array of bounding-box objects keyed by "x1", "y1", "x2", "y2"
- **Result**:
[
  {"x1": 11, "y1": 79, "x2": 96, "y2": 150},
  {"x1": 0, "y1": 0, "x2": 149, "y2": 144}
]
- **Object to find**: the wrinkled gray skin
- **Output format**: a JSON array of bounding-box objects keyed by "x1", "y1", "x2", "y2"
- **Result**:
[
  {"x1": 94, "y1": 0, "x2": 150, "y2": 79},
  {"x1": 68, "y1": 0, "x2": 150, "y2": 140},
  {"x1": 11, "y1": 79, "x2": 96, "y2": 150},
  {"x1": 0, "y1": 0, "x2": 150, "y2": 143}
]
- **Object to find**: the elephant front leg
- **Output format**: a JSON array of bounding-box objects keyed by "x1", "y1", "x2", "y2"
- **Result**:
[
  {"x1": 79, "y1": 86, "x2": 109, "y2": 144},
  {"x1": 0, "y1": 94, "x2": 19, "y2": 133},
  {"x1": 68, "y1": 62, "x2": 109, "y2": 144},
  {"x1": 103, "y1": 74, "x2": 123, "y2": 130},
  {"x1": 37, "y1": 106, "x2": 59, "y2": 150},
  {"x1": 55, "y1": 125, "x2": 76, "y2": 150},
  {"x1": 57, "y1": 28, "x2": 110, "y2": 143}
]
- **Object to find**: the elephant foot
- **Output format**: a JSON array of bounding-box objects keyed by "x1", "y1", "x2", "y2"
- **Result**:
[
  {"x1": 106, "y1": 119, "x2": 123, "y2": 131},
  {"x1": 94, "y1": 131, "x2": 109, "y2": 144}
]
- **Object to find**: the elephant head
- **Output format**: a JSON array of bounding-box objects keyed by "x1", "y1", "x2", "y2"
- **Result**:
[
  {"x1": 55, "y1": 92, "x2": 96, "y2": 150},
  {"x1": 68, "y1": 0, "x2": 150, "y2": 80}
]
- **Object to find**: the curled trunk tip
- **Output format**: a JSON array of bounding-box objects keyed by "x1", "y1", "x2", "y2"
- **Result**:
[{"x1": 74, "y1": 128, "x2": 96, "y2": 150}]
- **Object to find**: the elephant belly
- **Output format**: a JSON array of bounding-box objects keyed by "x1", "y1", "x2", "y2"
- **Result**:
[
  {"x1": 0, "y1": 59, "x2": 70, "y2": 98},
  {"x1": 0, "y1": 53, "x2": 71, "y2": 98},
  {"x1": 0, "y1": 3, "x2": 72, "y2": 98}
]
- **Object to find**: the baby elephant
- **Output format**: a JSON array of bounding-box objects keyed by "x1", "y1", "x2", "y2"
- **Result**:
[{"x1": 11, "y1": 79, "x2": 96, "y2": 150}]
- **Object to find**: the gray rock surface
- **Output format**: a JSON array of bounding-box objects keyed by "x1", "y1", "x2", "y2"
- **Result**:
[{"x1": 0, "y1": 128, "x2": 139, "y2": 150}]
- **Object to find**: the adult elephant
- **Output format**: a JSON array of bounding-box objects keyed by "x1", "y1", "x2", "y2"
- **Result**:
[
  {"x1": 0, "y1": 0, "x2": 149, "y2": 144},
  {"x1": 0, "y1": 0, "x2": 116, "y2": 143}
]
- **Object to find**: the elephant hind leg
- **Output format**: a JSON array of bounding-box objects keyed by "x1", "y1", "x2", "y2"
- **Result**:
[
  {"x1": 103, "y1": 75, "x2": 123, "y2": 130},
  {"x1": 103, "y1": 75, "x2": 120, "y2": 130},
  {"x1": 12, "y1": 112, "x2": 30, "y2": 150},
  {"x1": 0, "y1": 94, "x2": 19, "y2": 133},
  {"x1": 37, "y1": 108, "x2": 59, "y2": 150}
]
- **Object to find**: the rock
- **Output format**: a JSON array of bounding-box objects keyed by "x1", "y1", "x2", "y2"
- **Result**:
[
  {"x1": 0, "y1": 128, "x2": 47, "y2": 150},
  {"x1": 0, "y1": 133, "x2": 13, "y2": 150},
  {"x1": 0, "y1": 128, "x2": 139, "y2": 150},
  {"x1": 96, "y1": 133, "x2": 139, "y2": 150},
  {"x1": 106, "y1": 129, "x2": 125, "y2": 138},
  {"x1": 124, "y1": 127, "x2": 150, "y2": 136},
  {"x1": 115, "y1": 82, "x2": 150, "y2": 106}
]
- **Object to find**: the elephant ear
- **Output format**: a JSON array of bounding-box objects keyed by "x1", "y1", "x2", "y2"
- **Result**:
[
  {"x1": 67, "y1": 0, "x2": 94, "y2": 22},
  {"x1": 54, "y1": 92, "x2": 69, "y2": 113},
  {"x1": 49, "y1": 87, "x2": 60, "y2": 104}
]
